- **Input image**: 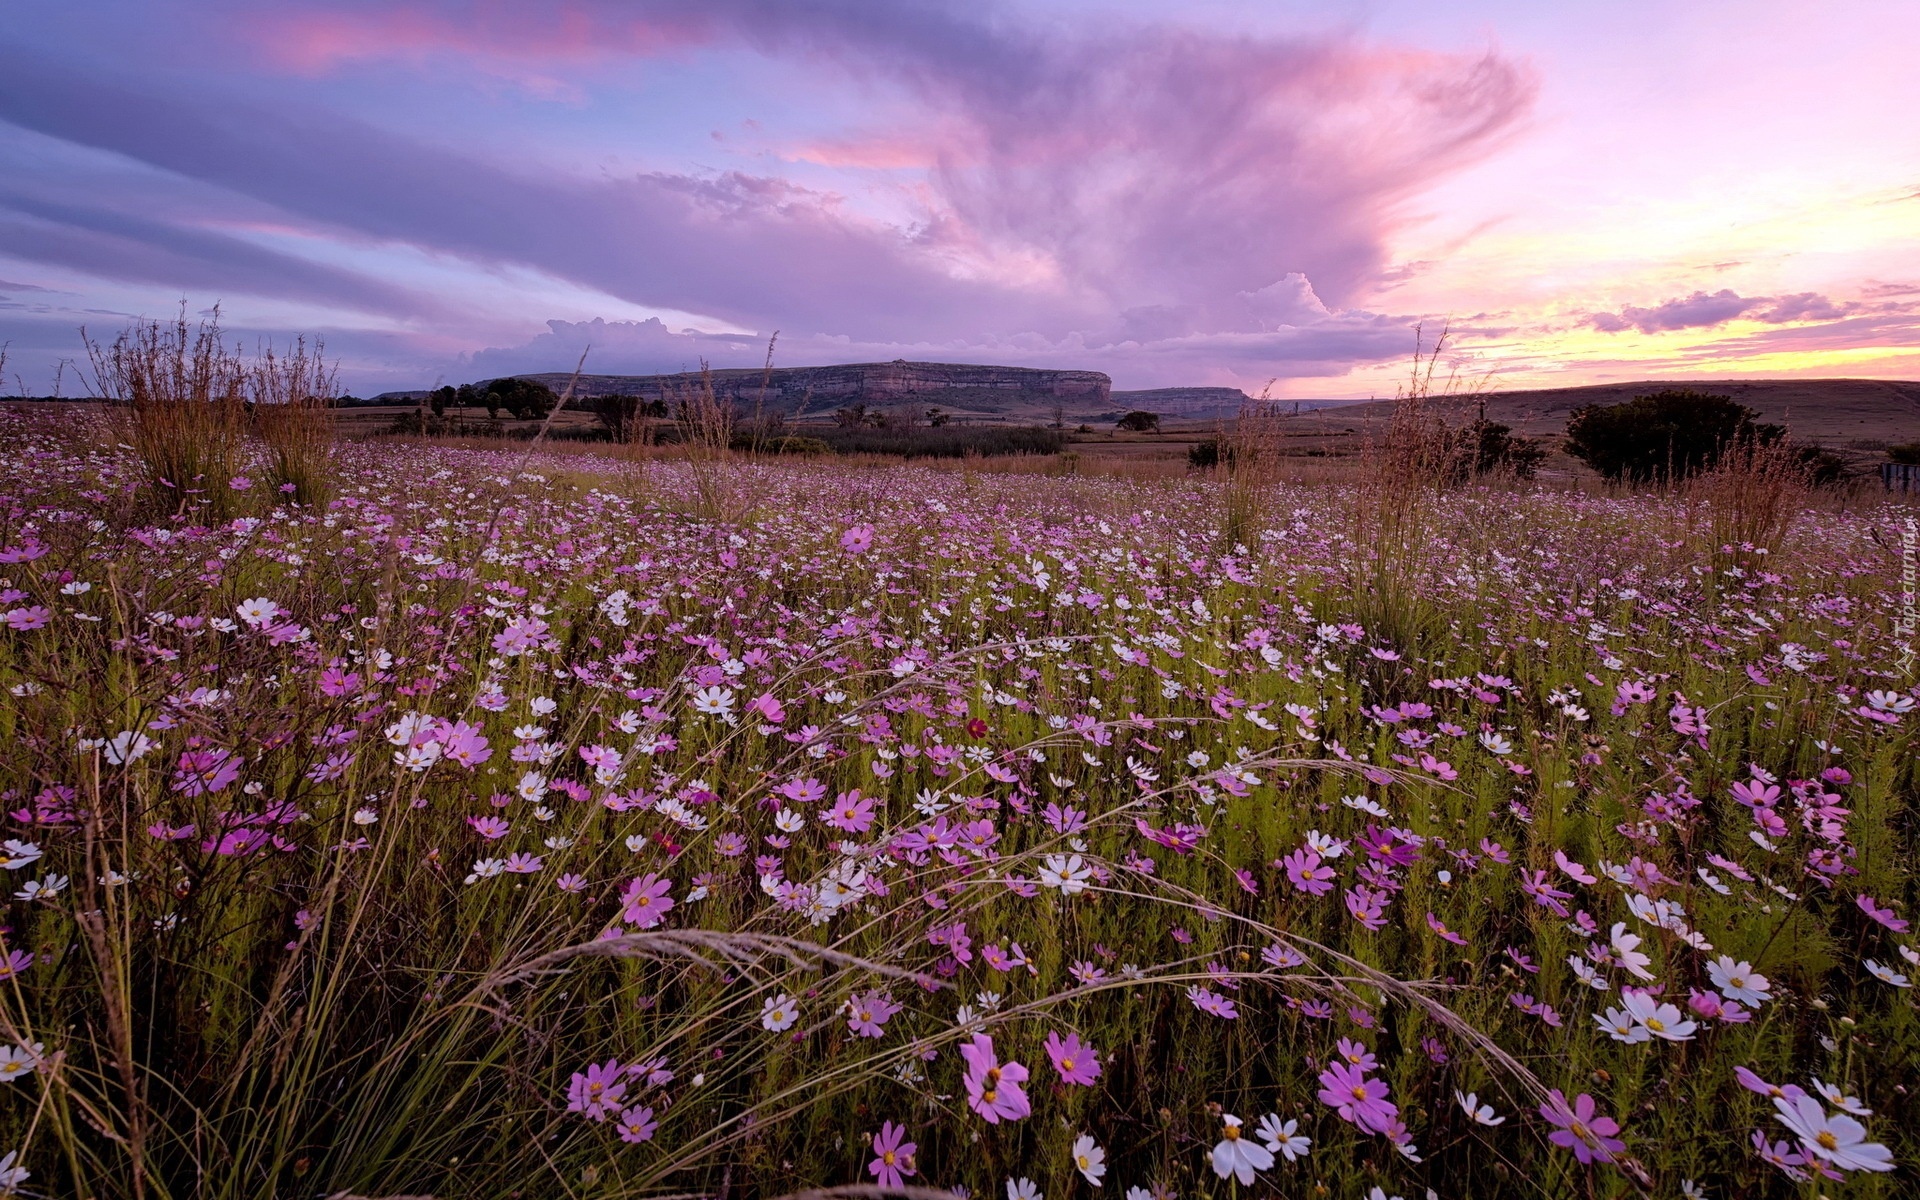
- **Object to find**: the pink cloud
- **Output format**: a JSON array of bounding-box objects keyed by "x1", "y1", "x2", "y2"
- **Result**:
[{"x1": 260, "y1": 7, "x2": 714, "y2": 74}]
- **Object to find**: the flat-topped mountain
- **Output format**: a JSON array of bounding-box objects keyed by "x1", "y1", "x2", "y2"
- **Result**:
[{"x1": 510, "y1": 360, "x2": 1111, "y2": 416}]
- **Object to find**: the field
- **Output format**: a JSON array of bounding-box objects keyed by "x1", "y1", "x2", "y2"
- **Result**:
[{"x1": 0, "y1": 399, "x2": 1916, "y2": 1200}]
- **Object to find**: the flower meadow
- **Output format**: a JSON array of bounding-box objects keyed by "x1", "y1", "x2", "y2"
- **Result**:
[{"x1": 0, "y1": 405, "x2": 1915, "y2": 1199}]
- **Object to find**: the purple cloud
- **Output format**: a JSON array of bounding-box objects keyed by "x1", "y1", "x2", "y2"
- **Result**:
[
  {"x1": 0, "y1": 2, "x2": 1535, "y2": 390},
  {"x1": 1590, "y1": 287, "x2": 1857, "y2": 335},
  {"x1": 1589, "y1": 289, "x2": 1758, "y2": 334}
]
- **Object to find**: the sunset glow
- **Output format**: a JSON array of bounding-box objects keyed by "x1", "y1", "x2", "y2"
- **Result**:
[{"x1": 1, "y1": 0, "x2": 1915, "y2": 395}]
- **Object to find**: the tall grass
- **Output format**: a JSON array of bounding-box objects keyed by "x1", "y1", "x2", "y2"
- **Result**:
[
  {"x1": 247, "y1": 336, "x2": 337, "y2": 507},
  {"x1": 82, "y1": 307, "x2": 250, "y2": 520}
]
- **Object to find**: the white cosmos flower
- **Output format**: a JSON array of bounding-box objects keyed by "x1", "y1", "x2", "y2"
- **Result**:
[
  {"x1": 104, "y1": 730, "x2": 154, "y2": 765},
  {"x1": 759, "y1": 993, "x2": 798, "y2": 1032},
  {"x1": 1455, "y1": 1091, "x2": 1505, "y2": 1125},
  {"x1": 0, "y1": 1044, "x2": 42, "y2": 1082},
  {"x1": 1621, "y1": 990, "x2": 1696, "y2": 1041},
  {"x1": 1864, "y1": 959, "x2": 1911, "y2": 987},
  {"x1": 1609, "y1": 922, "x2": 1655, "y2": 979},
  {"x1": 1038, "y1": 854, "x2": 1092, "y2": 895},
  {"x1": 1811, "y1": 1078, "x2": 1871, "y2": 1116},
  {"x1": 235, "y1": 597, "x2": 280, "y2": 627},
  {"x1": 0, "y1": 842, "x2": 41, "y2": 871},
  {"x1": 1255, "y1": 1113, "x2": 1311, "y2": 1160},
  {"x1": 1071, "y1": 1134, "x2": 1107, "y2": 1187},
  {"x1": 1209, "y1": 1115, "x2": 1274, "y2": 1184},
  {"x1": 691, "y1": 686, "x2": 735, "y2": 716},
  {"x1": 14, "y1": 875, "x2": 66, "y2": 902},
  {"x1": 1595, "y1": 1005, "x2": 1650, "y2": 1044},
  {"x1": 1772, "y1": 1094, "x2": 1894, "y2": 1172},
  {"x1": 1707, "y1": 956, "x2": 1771, "y2": 1006},
  {"x1": 1006, "y1": 1177, "x2": 1043, "y2": 1200}
]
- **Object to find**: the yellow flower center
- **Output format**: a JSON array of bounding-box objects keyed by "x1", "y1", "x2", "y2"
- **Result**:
[
  {"x1": 982, "y1": 1088, "x2": 998, "y2": 1103},
  {"x1": 1817, "y1": 1131, "x2": 1839, "y2": 1151},
  {"x1": 1645, "y1": 1017, "x2": 1665, "y2": 1032},
  {"x1": 1061, "y1": 1057, "x2": 1076, "y2": 1071},
  {"x1": 1222, "y1": 1126, "x2": 1240, "y2": 1141},
  {"x1": 1351, "y1": 1085, "x2": 1368, "y2": 1101},
  {"x1": 883, "y1": 1151, "x2": 897, "y2": 1166},
  {"x1": 1570, "y1": 1121, "x2": 1591, "y2": 1142}
]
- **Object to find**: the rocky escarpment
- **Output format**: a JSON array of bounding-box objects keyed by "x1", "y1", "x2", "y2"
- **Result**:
[{"x1": 515, "y1": 361, "x2": 1110, "y2": 416}]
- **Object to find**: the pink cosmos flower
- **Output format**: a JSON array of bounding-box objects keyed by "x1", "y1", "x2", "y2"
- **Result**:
[
  {"x1": 1283, "y1": 846, "x2": 1335, "y2": 896},
  {"x1": 172, "y1": 748, "x2": 242, "y2": 797},
  {"x1": 466, "y1": 815, "x2": 510, "y2": 840},
  {"x1": 567, "y1": 1058, "x2": 627, "y2": 1121},
  {"x1": 840, "y1": 524, "x2": 875, "y2": 553},
  {"x1": 1540, "y1": 1090, "x2": 1625, "y2": 1164},
  {"x1": 1316, "y1": 1061, "x2": 1396, "y2": 1134},
  {"x1": 2, "y1": 606, "x2": 52, "y2": 632},
  {"x1": 846, "y1": 990, "x2": 901, "y2": 1038},
  {"x1": 1044, "y1": 1030, "x2": 1102, "y2": 1085},
  {"x1": 826, "y1": 789, "x2": 877, "y2": 833},
  {"x1": 1857, "y1": 894, "x2": 1908, "y2": 932},
  {"x1": 1187, "y1": 987, "x2": 1238, "y2": 1019},
  {"x1": 614, "y1": 1104, "x2": 657, "y2": 1143},
  {"x1": 620, "y1": 873, "x2": 674, "y2": 928},
  {"x1": 959, "y1": 1033, "x2": 1030, "y2": 1124},
  {"x1": 868, "y1": 1121, "x2": 917, "y2": 1188}
]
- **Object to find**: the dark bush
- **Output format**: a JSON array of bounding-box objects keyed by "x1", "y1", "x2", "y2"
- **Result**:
[
  {"x1": 1564, "y1": 389, "x2": 1783, "y2": 482},
  {"x1": 591, "y1": 393, "x2": 669, "y2": 442},
  {"x1": 1888, "y1": 443, "x2": 1920, "y2": 465},
  {"x1": 1462, "y1": 419, "x2": 1547, "y2": 481},
  {"x1": 1116, "y1": 410, "x2": 1160, "y2": 432},
  {"x1": 1188, "y1": 437, "x2": 1228, "y2": 469},
  {"x1": 483, "y1": 377, "x2": 559, "y2": 420}
]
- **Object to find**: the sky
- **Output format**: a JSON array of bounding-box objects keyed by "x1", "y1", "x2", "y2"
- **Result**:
[{"x1": 1, "y1": 0, "x2": 1917, "y2": 398}]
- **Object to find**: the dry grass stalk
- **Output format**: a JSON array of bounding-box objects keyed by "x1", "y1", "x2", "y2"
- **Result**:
[
  {"x1": 83, "y1": 305, "x2": 250, "y2": 520},
  {"x1": 248, "y1": 335, "x2": 339, "y2": 507},
  {"x1": 1689, "y1": 433, "x2": 1808, "y2": 567}
]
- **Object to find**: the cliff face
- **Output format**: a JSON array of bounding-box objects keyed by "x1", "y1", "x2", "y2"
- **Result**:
[{"x1": 517, "y1": 361, "x2": 1111, "y2": 415}]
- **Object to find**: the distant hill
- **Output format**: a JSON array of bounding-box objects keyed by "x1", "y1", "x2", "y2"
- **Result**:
[
  {"x1": 499, "y1": 361, "x2": 1111, "y2": 418},
  {"x1": 1339, "y1": 378, "x2": 1920, "y2": 448}
]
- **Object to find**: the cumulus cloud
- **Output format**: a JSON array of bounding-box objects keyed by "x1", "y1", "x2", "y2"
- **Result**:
[{"x1": 0, "y1": 0, "x2": 1536, "y2": 389}]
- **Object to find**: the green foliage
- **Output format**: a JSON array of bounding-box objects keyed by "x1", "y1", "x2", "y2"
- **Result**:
[
  {"x1": 1564, "y1": 389, "x2": 1782, "y2": 482},
  {"x1": 1115, "y1": 410, "x2": 1160, "y2": 432},
  {"x1": 483, "y1": 376, "x2": 559, "y2": 420}
]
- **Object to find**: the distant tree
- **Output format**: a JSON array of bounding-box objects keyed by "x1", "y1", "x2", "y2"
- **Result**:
[
  {"x1": 1116, "y1": 410, "x2": 1160, "y2": 432},
  {"x1": 925, "y1": 407, "x2": 951, "y2": 427},
  {"x1": 1888, "y1": 443, "x2": 1920, "y2": 466},
  {"x1": 1462, "y1": 419, "x2": 1547, "y2": 481},
  {"x1": 455, "y1": 382, "x2": 480, "y2": 411},
  {"x1": 429, "y1": 385, "x2": 455, "y2": 417},
  {"x1": 1564, "y1": 389, "x2": 1781, "y2": 483},
  {"x1": 592, "y1": 393, "x2": 668, "y2": 443},
  {"x1": 482, "y1": 377, "x2": 558, "y2": 420}
]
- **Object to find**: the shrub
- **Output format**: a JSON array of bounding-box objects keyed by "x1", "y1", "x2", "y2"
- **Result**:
[
  {"x1": 1564, "y1": 389, "x2": 1782, "y2": 482},
  {"x1": 1887, "y1": 442, "x2": 1920, "y2": 465},
  {"x1": 592, "y1": 393, "x2": 669, "y2": 443},
  {"x1": 484, "y1": 377, "x2": 560, "y2": 420},
  {"x1": 1115, "y1": 410, "x2": 1160, "y2": 432}
]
